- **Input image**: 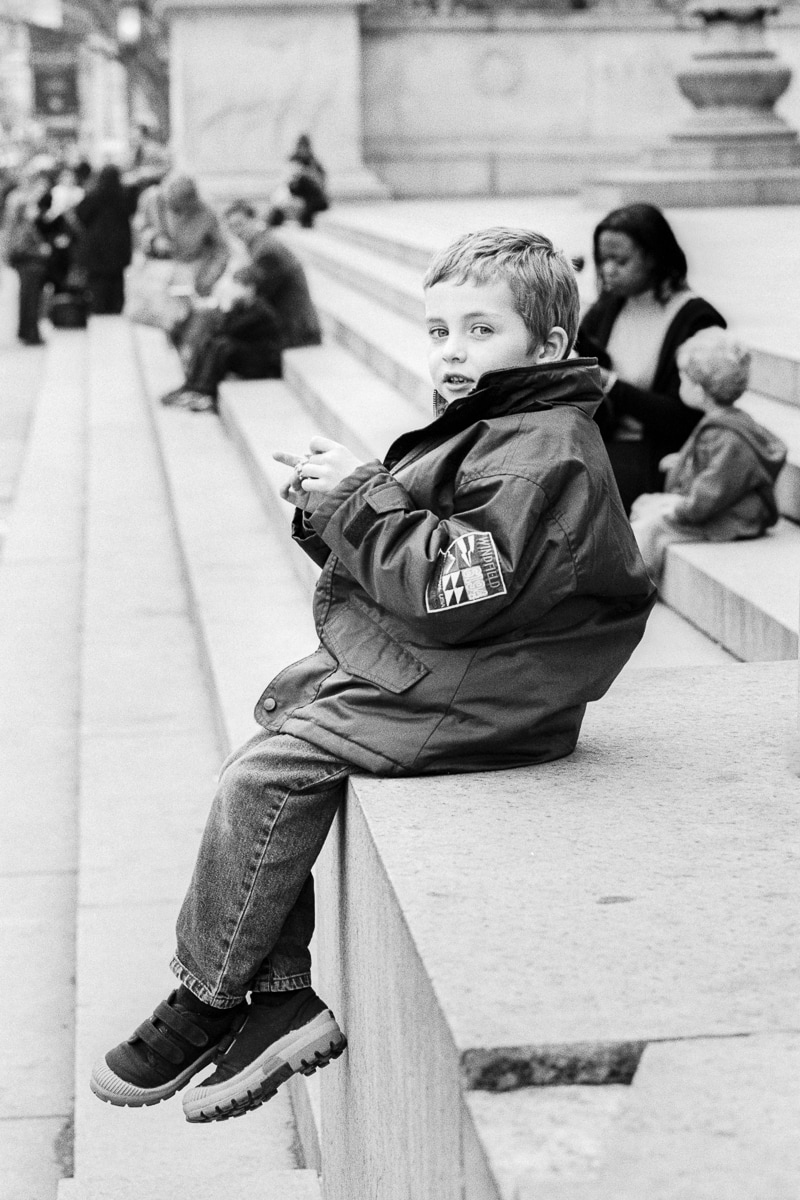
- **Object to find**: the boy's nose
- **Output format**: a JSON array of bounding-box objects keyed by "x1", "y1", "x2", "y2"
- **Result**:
[{"x1": 443, "y1": 341, "x2": 466, "y2": 362}]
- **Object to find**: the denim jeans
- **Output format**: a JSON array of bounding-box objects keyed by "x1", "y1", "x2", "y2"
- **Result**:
[{"x1": 171, "y1": 731, "x2": 352, "y2": 1008}]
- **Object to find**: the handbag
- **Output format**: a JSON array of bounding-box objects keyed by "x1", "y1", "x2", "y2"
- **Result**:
[{"x1": 124, "y1": 255, "x2": 193, "y2": 331}]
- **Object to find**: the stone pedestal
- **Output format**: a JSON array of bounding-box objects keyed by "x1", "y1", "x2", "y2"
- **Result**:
[
  {"x1": 156, "y1": 0, "x2": 389, "y2": 202},
  {"x1": 585, "y1": 0, "x2": 800, "y2": 208}
]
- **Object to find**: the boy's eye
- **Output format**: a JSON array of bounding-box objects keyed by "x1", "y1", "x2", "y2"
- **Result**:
[
  {"x1": 472, "y1": 324, "x2": 493, "y2": 336},
  {"x1": 428, "y1": 326, "x2": 447, "y2": 340}
]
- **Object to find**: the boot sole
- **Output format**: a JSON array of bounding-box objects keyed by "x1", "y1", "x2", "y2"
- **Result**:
[
  {"x1": 90, "y1": 1045, "x2": 219, "y2": 1107},
  {"x1": 182, "y1": 1010, "x2": 346, "y2": 1123}
]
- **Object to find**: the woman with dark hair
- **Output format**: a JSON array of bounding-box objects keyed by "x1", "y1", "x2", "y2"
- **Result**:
[
  {"x1": 578, "y1": 203, "x2": 726, "y2": 511},
  {"x1": 75, "y1": 164, "x2": 138, "y2": 314}
]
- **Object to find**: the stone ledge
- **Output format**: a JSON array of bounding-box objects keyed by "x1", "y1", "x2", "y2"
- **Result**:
[
  {"x1": 662, "y1": 518, "x2": 799, "y2": 661},
  {"x1": 316, "y1": 660, "x2": 799, "y2": 1198}
]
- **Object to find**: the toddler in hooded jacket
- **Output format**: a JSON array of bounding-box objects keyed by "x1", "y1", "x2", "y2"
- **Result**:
[{"x1": 630, "y1": 327, "x2": 787, "y2": 583}]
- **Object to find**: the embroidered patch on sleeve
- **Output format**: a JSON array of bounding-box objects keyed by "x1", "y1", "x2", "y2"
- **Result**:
[{"x1": 425, "y1": 532, "x2": 507, "y2": 613}]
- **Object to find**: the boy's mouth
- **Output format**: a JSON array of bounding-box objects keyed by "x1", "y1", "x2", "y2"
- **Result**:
[{"x1": 443, "y1": 373, "x2": 474, "y2": 389}]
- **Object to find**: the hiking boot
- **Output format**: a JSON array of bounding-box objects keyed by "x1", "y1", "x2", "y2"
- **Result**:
[
  {"x1": 182, "y1": 988, "x2": 346, "y2": 1123},
  {"x1": 90, "y1": 990, "x2": 246, "y2": 1107}
]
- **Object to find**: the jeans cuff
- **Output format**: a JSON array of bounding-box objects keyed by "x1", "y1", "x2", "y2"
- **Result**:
[
  {"x1": 250, "y1": 970, "x2": 313, "y2": 993},
  {"x1": 169, "y1": 954, "x2": 247, "y2": 1009}
]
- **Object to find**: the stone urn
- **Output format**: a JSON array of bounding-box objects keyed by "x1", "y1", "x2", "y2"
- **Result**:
[{"x1": 669, "y1": 0, "x2": 800, "y2": 166}]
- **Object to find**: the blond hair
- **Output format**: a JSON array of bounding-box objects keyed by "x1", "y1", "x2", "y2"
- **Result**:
[
  {"x1": 677, "y1": 328, "x2": 751, "y2": 406},
  {"x1": 423, "y1": 227, "x2": 579, "y2": 354}
]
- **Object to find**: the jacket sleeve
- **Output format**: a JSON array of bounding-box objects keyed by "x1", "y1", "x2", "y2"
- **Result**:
[
  {"x1": 291, "y1": 508, "x2": 331, "y2": 568},
  {"x1": 309, "y1": 461, "x2": 557, "y2": 644},
  {"x1": 672, "y1": 429, "x2": 761, "y2": 523}
]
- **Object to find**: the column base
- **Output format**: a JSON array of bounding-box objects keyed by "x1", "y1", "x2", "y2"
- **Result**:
[{"x1": 583, "y1": 166, "x2": 800, "y2": 209}]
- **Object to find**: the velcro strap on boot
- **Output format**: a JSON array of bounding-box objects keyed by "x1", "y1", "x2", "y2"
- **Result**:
[
  {"x1": 152, "y1": 1000, "x2": 212, "y2": 1047},
  {"x1": 132, "y1": 1018, "x2": 186, "y2": 1064}
]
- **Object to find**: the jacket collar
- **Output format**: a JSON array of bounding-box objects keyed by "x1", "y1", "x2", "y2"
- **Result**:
[{"x1": 386, "y1": 358, "x2": 603, "y2": 470}]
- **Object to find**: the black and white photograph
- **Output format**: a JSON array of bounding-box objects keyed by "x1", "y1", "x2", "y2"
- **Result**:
[{"x1": 1, "y1": 0, "x2": 798, "y2": 1196}]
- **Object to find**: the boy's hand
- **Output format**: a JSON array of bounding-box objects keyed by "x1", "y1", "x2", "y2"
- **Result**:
[
  {"x1": 273, "y1": 438, "x2": 364, "y2": 509},
  {"x1": 273, "y1": 450, "x2": 317, "y2": 511}
]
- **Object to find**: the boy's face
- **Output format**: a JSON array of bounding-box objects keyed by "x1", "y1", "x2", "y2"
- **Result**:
[{"x1": 424, "y1": 277, "x2": 543, "y2": 405}]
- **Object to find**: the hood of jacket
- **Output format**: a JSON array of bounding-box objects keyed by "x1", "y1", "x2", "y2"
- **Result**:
[{"x1": 700, "y1": 406, "x2": 787, "y2": 481}]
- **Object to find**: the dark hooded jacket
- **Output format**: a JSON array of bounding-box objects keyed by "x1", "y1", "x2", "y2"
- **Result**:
[
  {"x1": 666, "y1": 405, "x2": 787, "y2": 539},
  {"x1": 255, "y1": 359, "x2": 655, "y2": 774}
]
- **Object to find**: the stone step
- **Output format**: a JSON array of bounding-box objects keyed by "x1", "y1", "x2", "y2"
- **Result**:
[
  {"x1": 131, "y1": 326, "x2": 326, "y2": 1162},
  {"x1": 0, "y1": 331, "x2": 86, "y2": 1200},
  {"x1": 748, "y1": 346, "x2": 800, "y2": 412},
  {"x1": 282, "y1": 225, "x2": 425, "y2": 324},
  {"x1": 215, "y1": 376, "x2": 325, "y2": 598},
  {"x1": 661, "y1": 517, "x2": 799, "y2": 661},
  {"x1": 738, "y1": 390, "x2": 800, "y2": 522},
  {"x1": 299, "y1": 262, "x2": 432, "y2": 413},
  {"x1": 70, "y1": 318, "x2": 303, "y2": 1197},
  {"x1": 526, "y1": 1033, "x2": 800, "y2": 1200},
  {"x1": 318, "y1": 211, "x2": 434, "y2": 273},
  {"x1": 133, "y1": 326, "x2": 318, "y2": 748},
  {"x1": 282, "y1": 341, "x2": 423, "y2": 459},
  {"x1": 57, "y1": 1170, "x2": 321, "y2": 1200}
]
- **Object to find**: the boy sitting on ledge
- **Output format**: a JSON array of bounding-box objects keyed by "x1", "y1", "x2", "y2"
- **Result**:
[
  {"x1": 630, "y1": 327, "x2": 787, "y2": 584},
  {"x1": 91, "y1": 228, "x2": 655, "y2": 1123}
]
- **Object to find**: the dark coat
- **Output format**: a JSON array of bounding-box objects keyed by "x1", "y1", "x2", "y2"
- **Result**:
[
  {"x1": 245, "y1": 229, "x2": 322, "y2": 350},
  {"x1": 75, "y1": 182, "x2": 137, "y2": 277},
  {"x1": 220, "y1": 297, "x2": 282, "y2": 378},
  {"x1": 254, "y1": 361, "x2": 655, "y2": 775}
]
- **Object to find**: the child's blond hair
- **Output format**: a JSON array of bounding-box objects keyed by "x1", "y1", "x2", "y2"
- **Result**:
[
  {"x1": 677, "y1": 327, "x2": 751, "y2": 406},
  {"x1": 422, "y1": 227, "x2": 580, "y2": 355}
]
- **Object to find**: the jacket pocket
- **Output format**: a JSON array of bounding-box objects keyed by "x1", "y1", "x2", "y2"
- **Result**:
[{"x1": 323, "y1": 594, "x2": 430, "y2": 694}]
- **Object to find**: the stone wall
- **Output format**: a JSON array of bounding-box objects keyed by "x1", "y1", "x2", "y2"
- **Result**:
[{"x1": 361, "y1": 11, "x2": 800, "y2": 195}]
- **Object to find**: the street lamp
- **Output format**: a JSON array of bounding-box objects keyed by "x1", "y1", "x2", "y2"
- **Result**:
[
  {"x1": 117, "y1": 2, "x2": 144, "y2": 149},
  {"x1": 117, "y1": 3, "x2": 144, "y2": 51}
]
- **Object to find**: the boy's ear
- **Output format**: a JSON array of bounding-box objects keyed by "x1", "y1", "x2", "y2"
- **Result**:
[{"x1": 536, "y1": 326, "x2": 570, "y2": 363}]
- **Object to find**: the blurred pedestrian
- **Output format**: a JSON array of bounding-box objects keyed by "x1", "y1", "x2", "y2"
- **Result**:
[
  {"x1": 134, "y1": 173, "x2": 229, "y2": 297},
  {"x1": 4, "y1": 187, "x2": 52, "y2": 344},
  {"x1": 160, "y1": 199, "x2": 322, "y2": 410},
  {"x1": 224, "y1": 199, "x2": 321, "y2": 348},
  {"x1": 75, "y1": 165, "x2": 138, "y2": 314},
  {"x1": 267, "y1": 134, "x2": 329, "y2": 229}
]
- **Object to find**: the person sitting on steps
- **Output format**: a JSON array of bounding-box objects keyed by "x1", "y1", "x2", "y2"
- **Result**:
[
  {"x1": 160, "y1": 199, "x2": 322, "y2": 412},
  {"x1": 629, "y1": 327, "x2": 787, "y2": 584},
  {"x1": 90, "y1": 227, "x2": 655, "y2": 1124}
]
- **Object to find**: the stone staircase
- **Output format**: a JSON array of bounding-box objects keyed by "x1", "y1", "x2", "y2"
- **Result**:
[
  {"x1": 7, "y1": 202, "x2": 798, "y2": 1198},
  {"x1": 0, "y1": 319, "x2": 320, "y2": 1200}
]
